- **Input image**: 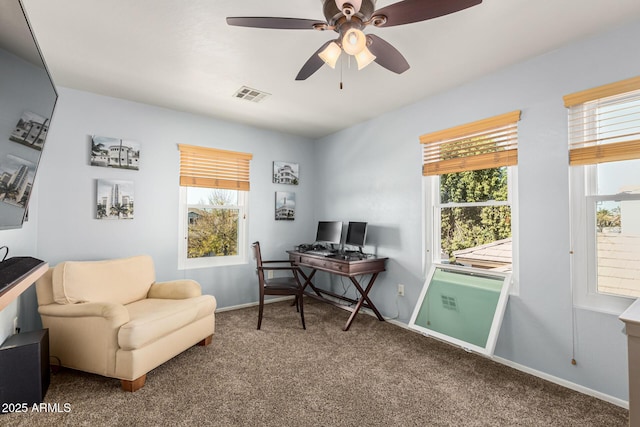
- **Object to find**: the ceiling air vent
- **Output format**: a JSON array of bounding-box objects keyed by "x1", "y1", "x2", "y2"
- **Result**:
[{"x1": 233, "y1": 86, "x2": 270, "y2": 103}]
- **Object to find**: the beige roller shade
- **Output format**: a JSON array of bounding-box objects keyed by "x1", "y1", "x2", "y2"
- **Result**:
[
  {"x1": 564, "y1": 76, "x2": 640, "y2": 166},
  {"x1": 178, "y1": 144, "x2": 252, "y2": 191},
  {"x1": 420, "y1": 111, "x2": 521, "y2": 176}
]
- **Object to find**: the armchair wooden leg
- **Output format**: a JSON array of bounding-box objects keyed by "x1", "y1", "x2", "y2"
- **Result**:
[
  {"x1": 197, "y1": 334, "x2": 213, "y2": 346},
  {"x1": 121, "y1": 374, "x2": 146, "y2": 392}
]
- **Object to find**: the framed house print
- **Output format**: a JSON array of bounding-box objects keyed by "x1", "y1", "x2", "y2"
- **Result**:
[
  {"x1": 273, "y1": 161, "x2": 298, "y2": 185},
  {"x1": 91, "y1": 135, "x2": 140, "y2": 170}
]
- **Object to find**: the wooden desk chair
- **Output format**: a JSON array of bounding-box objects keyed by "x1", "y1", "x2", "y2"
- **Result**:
[{"x1": 252, "y1": 242, "x2": 306, "y2": 330}]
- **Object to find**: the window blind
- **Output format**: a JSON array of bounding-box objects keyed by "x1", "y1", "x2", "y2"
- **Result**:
[
  {"x1": 178, "y1": 144, "x2": 252, "y2": 191},
  {"x1": 564, "y1": 75, "x2": 640, "y2": 166},
  {"x1": 419, "y1": 111, "x2": 521, "y2": 176}
]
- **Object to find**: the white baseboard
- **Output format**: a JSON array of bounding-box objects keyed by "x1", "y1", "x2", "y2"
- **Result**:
[
  {"x1": 492, "y1": 356, "x2": 628, "y2": 409},
  {"x1": 217, "y1": 298, "x2": 629, "y2": 409}
]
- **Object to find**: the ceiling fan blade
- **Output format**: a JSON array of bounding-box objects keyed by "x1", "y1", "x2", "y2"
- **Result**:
[
  {"x1": 373, "y1": 0, "x2": 482, "y2": 27},
  {"x1": 296, "y1": 41, "x2": 333, "y2": 81},
  {"x1": 367, "y1": 34, "x2": 410, "y2": 74},
  {"x1": 226, "y1": 17, "x2": 326, "y2": 30}
]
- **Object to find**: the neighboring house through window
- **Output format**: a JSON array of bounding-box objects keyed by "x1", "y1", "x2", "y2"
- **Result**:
[{"x1": 178, "y1": 144, "x2": 252, "y2": 269}]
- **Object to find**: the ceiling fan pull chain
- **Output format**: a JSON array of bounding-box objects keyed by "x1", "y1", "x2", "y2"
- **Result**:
[{"x1": 340, "y1": 55, "x2": 344, "y2": 90}]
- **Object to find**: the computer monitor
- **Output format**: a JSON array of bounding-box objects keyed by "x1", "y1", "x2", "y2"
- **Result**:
[
  {"x1": 315, "y1": 221, "x2": 342, "y2": 245},
  {"x1": 345, "y1": 222, "x2": 367, "y2": 251}
]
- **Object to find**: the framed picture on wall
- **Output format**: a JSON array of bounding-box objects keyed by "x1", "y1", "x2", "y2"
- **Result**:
[
  {"x1": 273, "y1": 161, "x2": 299, "y2": 185},
  {"x1": 91, "y1": 135, "x2": 140, "y2": 170},
  {"x1": 275, "y1": 191, "x2": 295, "y2": 221},
  {"x1": 96, "y1": 179, "x2": 134, "y2": 220}
]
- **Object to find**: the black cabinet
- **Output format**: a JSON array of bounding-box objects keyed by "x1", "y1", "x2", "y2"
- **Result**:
[{"x1": 0, "y1": 329, "x2": 50, "y2": 406}]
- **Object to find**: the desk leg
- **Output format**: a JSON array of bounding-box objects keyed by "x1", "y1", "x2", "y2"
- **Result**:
[
  {"x1": 291, "y1": 268, "x2": 321, "y2": 308},
  {"x1": 299, "y1": 269, "x2": 322, "y2": 296},
  {"x1": 343, "y1": 273, "x2": 383, "y2": 331}
]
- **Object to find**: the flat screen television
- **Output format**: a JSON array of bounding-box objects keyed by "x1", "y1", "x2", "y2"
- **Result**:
[
  {"x1": 345, "y1": 221, "x2": 367, "y2": 251},
  {"x1": 315, "y1": 221, "x2": 342, "y2": 245},
  {"x1": 0, "y1": 0, "x2": 58, "y2": 230}
]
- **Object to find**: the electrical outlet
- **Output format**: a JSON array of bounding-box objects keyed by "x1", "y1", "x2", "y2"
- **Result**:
[
  {"x1": 397, "y1": 284, "x2": 405, "y2": 296},
  {"x1": 13, "y1": 317, "x2": 18, "y2": 334},
  {"x1": 268, "y1": 270, "x2": 274, "y2": 279}
]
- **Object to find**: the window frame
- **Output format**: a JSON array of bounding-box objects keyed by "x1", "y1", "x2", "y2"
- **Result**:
[
  {"x1": 177, "y1": 186, "x2": 249, "y2": 270},
  {"x1": 570, "y1": 164, "x2": 638, "y2": 313},
  {"x1": 409, "y1": 263, "x2": 512, "y2": 356},
  {"x1": 566, "y1": 77, "x2": 640, "y2": 313},
  {"x1": 423, "y1": 167, "x2": 519, "y2": 293}
]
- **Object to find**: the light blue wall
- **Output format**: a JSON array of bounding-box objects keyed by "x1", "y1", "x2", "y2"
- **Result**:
[{"x1": 312, "y1": 20, "x2": 640, "y2": 401}]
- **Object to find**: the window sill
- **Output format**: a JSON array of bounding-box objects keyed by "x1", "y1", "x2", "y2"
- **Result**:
[
  {"x1": 178, "y1": 258, "x2": 248, "y2": 270},
  {"x1": 573, "y1": 296, "x2": 635, "y2": 317}
]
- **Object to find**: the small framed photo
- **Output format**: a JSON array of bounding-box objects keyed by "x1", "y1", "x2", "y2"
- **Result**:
[
  {"x1": 273, "y1": 161, "x2": 299, "y2": 185},
  {"x1": 91, "y1": 135, "x2": 140, "y2": 170},
  {"x1": 96, "y1": 179, "x2": 134, "y2": 220},
  {"x1": 275, "y1": 191, "x2": 295, "y2": 221}
]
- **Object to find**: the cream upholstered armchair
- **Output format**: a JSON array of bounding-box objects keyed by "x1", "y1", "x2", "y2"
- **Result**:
[{"x1": 35, "y1": 255, "x2": 216, "y2": 391}]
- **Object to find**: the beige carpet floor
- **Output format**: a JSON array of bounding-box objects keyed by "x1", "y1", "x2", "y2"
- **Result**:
[{"x1": 2, "y1": 299, "x2": 629, "y2": 426}]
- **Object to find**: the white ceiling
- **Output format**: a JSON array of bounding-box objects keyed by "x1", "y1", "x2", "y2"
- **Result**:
[{"x1": 14, "y1": 0, "x2": 640, "y2": 139}]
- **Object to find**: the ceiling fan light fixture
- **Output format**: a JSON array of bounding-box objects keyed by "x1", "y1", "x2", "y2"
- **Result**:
[
  {"x1": 318, "y1": 41, "x2": 342, "y2": 68},
  {"x1": 335, "y1": 0, "x2": 362, "y2": 13},
  {"x1": 354, "y1": 46, "x2": 376, "y2": 70},
  {"x1": 342, "y1": 28, "x2": 366, "y2": 55}
]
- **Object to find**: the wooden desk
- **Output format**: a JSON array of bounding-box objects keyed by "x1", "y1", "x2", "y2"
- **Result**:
[{"x1": 288, "y1": 250, "x2": 388, "y2": 331}]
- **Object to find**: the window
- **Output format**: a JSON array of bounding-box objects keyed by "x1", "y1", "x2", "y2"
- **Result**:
[
  {"x1": 409, "y1": 264, "x2": 511, "y2": 356},
  {"x1": 566, "y1": 76, "x2": 640, "y2": 312},
  {"x1": 421, "y1": 111, "x2": 520, "y2": 278},
  {"x1": 177, "y1": 144, "x2": 252, "y2": 269}
]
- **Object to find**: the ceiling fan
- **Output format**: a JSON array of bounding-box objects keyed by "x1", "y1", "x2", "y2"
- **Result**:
[{"x1": 227, "y1": 0, "x2": 482, "y2": 80}]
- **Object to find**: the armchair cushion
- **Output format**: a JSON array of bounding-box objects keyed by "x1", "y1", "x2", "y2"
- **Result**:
[
  {"x1": 52, "y1": 255, "x2": 155, "y2": 305},
  {"x1": 147, "y1": 279, "x2": 202, "y2": 299},
  {"x1": 38, "y1": 301, "x2": 130, "y2": 325},
  {"x1": 119, "y1": 298, "x2": 201, "y2": 350}
]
